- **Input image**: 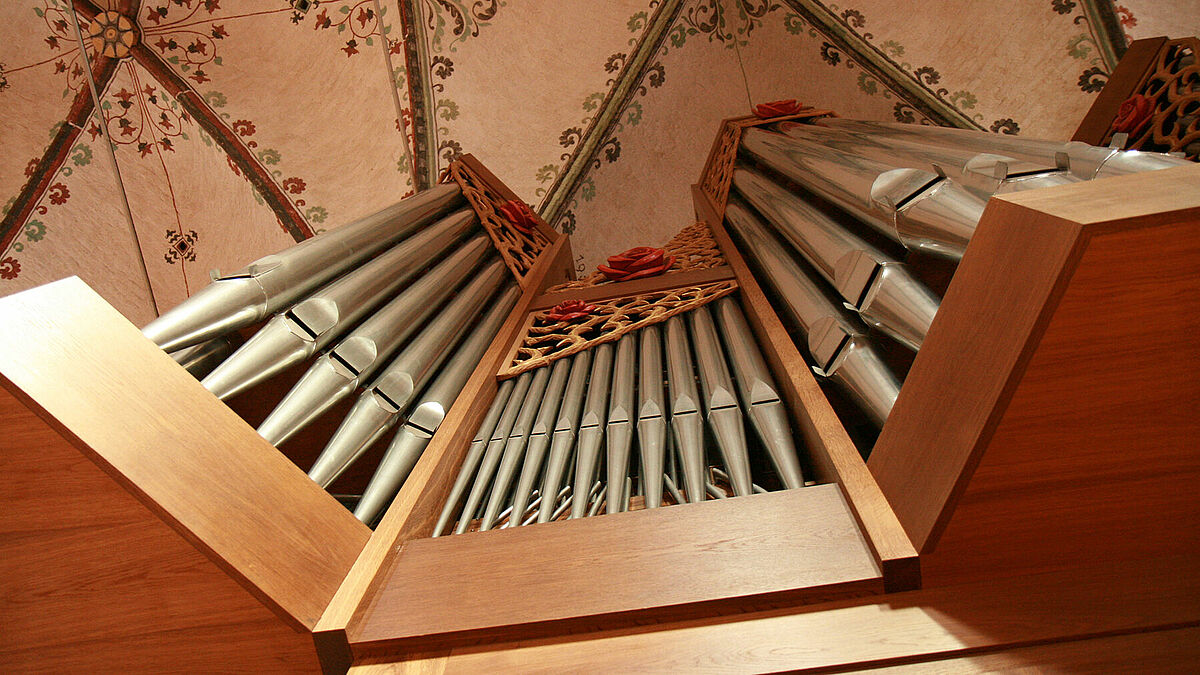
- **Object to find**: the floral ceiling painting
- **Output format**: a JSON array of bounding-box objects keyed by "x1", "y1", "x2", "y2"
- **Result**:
[{"x1": 0, "y1": 0, "x2": 1190, "y2": 323}]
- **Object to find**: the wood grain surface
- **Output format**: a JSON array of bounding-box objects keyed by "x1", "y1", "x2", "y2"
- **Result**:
[
  {"x1": 869, "y1": 166, "x2": 1200, "y2": 577},
  {"x1": 350, "y1": 484, "x2": 882, "y2": 652},
  {"x1": 859, "y1": 626, "x2": 1200, "y2": 674},
  {"x1": 0, "y1": 385, "x2": 322, "y2": 672},
  {"x1": 695, "y1": 184, "x2": 920, "y2": 591},
  {"x1": 367, "y1": 555, "x2": 1200, "y2": 673},
  {"x1": 0, "y1": 277, "x2": 368, "y2": 632}
]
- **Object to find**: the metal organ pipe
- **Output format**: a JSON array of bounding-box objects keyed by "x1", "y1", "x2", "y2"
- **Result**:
[
  {"x1": 201, "y1": 209, "x2": 479, "y2": 400},
  {"x1": 255, "y1": 236, "x2": 494, "y2": 447},
  {"x1": 724, "y1": 197, "x2": 901, "y2": 427},
  {"x1": 353, "y1": 286, "x2": 520, "y2": 525},
  {"x1": 740, "y1": 126, "x2": 986, "y2": 259},
  {"x1": 731, "y1": 165, "x2": 940, "y2": 350},
  {"x1": 143, "y1": 183, "x2": 464, "y2": 352}
]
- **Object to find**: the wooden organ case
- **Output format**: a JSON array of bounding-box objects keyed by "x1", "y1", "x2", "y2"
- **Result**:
[{"x1": 2, "y1": 114, "x2": 1199, "y2": 672}]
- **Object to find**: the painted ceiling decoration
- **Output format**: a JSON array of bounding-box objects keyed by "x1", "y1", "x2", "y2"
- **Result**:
[{"x1": 0, "y1": 0, "x2": 1189, "y2": 326}]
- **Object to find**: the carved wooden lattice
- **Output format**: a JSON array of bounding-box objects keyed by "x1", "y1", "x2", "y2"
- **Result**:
[
  {"x1": 1104, "y1": 37, "x2": 1200, "y2": 160},
  {"x1": 545, "y1": 221, "x2": 726, "y2": 293},
  {"x1": 698, "y1": 109, "x2": 835, "y2": 215},
  {"x1": 499, "y1": 281, "x2": 738, "y2": 379},
  {"x1": 445, "y1": 160, "x2": 552, "y2": 285}
]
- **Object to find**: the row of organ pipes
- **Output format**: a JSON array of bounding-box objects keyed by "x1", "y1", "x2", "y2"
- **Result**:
[
  {"x1": 434, "y1": 297, "x2": 808, "y2": 535},
  {"x1": 142, "y1": 118, "x2": 1188, "y2": 529}
]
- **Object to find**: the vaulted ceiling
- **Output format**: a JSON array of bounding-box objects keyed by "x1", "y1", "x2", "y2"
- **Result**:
[{"x1": 1, "y1": 0, "x2": 1194, "y2": 324}]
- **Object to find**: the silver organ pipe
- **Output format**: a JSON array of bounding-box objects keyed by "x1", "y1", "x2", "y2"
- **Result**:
[
  {"x1": 816, "y1": 118, "x2": 1193, "y2": 181},
  {"x1": 256, "y1": 236, "x2": 494, "y2": 447},
  {"x1": 731, "y1": 165, "x2": 940, "y2": 350},
  {"x1": 740, "y1": 126, "x2": 986, "y2": 259},
  {"x1": 724, "y1": 197, "x2": 900, "y2": 427},
  {"x1": 143, "y1": 183, "x2": 464, "y2": 352},
  {"x1": 307, "y1": 260, "x2": 509, "y2": 488},
  {"x1": 353, "y1": 286, "x2": 519, "y2": 525},
  {"x1": 201, "y1": 209, "x2": 478, "y2": 400}
]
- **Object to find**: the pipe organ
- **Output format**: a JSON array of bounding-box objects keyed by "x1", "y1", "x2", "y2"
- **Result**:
[{"x1": 2, "y1": 112, "x2": 1198, "y2": 673}]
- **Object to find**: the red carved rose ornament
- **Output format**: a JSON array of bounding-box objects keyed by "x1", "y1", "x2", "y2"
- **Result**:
[
  {"x1": 753, "y1": 99, "x2": 805, "y2": 119},
  {"x1": 547, "y1": 299, "x2": 597, "y2": 322},
  {"x1": 1112, "y1": 93, "x2": 1155, "y2": 136},
  {"x1": 597, "y1": 246, "x2": 676, "y2": 282},
  {"x1": 498, "y1": 200, "x2": 538, "y2": 234}
]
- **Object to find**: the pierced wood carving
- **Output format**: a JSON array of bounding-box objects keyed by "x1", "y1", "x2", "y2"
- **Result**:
[
  {"x1": 698, "y1": 109, "x2": 835, "y2": 216},
  {"x1": 1105, "y1": 37, "x2": 1200, "y2": 160},
  {"x1": 546, "y1": 221, "x2": 726, "y2": 293},
  {"x1": 499, "y1": 280, "x2": 738, "y2": 379},
  {"x1": 445, "y1": 160, "x2": 552, "y2": 286}
]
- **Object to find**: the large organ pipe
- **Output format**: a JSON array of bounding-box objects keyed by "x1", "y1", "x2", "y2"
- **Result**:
[
  {"x1": 571, "y1": 342, "x2": 614, "y2": 518},
  {"x1": 637, "y1": 325, "x2": 667, "y2": 509},
  {"x1": 817, "y1": 118, "x2": 1193, "y2": 180},
  {"x1": 169, "y1": 334, "x2": 241, "y2": 379},
  {"x1": 353, "y1": 287, "x2": 521, "y2": 525},
  {"x1": 773, "y1": 121, "x2": 1080, "y2": 196},
  {"x1": 537, "y1": 351, "x2": 592, "y2": 523},
  {"x1": 307, "y1": 260, "x2": 510, "y2": 487},
  {"x1": 687, "y1": 305, "x2": 753, "y2": 496},
  {"x1": 432, "y1": 378, "x2": 515, "y2": 537},
  {"x1": 201, "y1": 209, "x2": 478, "y2": 400},
  {"x1": 143, "y1": 183, "x2": 464, "y2": 352},
  {"x1": 256, "y1": 236, "x2": 493, "y2": 446},
  {"x1": 605, "y1": 334, "x2": 637, "y2": 514},
  {"x1": 664, "y1": 315, "x2": 706, "y2": 504},
  {"x1": 509, "y1": 357, "x2": 573, "y2": 526},
  {"x1": 712, "y1": 296, "x2": 806, "y2": 489},
  {"x1": 725, "y1": 197, "x2": 901, "y2": 426},
  {"x1": 480, "y1": 366, "x2": 552, "y2": 530},
  {"x1": 455, "y1": 371, "x2": 532, "y2": 534},
  {"x1": 732, "y1": 166, "x2": 940, "y2": 350},
  {"x1": 741, "y1": 126, "x2": 985, "y2": 259}
]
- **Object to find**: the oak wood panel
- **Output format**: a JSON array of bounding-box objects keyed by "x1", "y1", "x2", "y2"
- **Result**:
[
  {"x1": 529, "y1": 266, "x2": 737, "y2": 310},
  {"x1": 867, "y1": 198, "x2": 1087, "y2": 553},
  {"x1": 0, "y1": 386, "x2": 322, "y2": 672},
  {"x1": 351, "y1": 484, "x2": 883, "y2": 652},
  {"x1": 860, "y1": 626, "x2": 1200, "y2": 673},
  {"x1": 381, "y1": 555, "x2": 1200, "y2": 673},
  {"x1": 869, "y1": 165, "x2": 1200, "y2": 557},
  {"x1": 0, "y1": 278, "x2": 368, "y2": 631},
  {"x1": 1073, "y1": 37, "x2": 1168, "y2": 145},
  {"x1": 694, "y1": 184, "x2": 920, "y2": 591},
  {"x1": 314, "y1": 236, "x2": 571, "y2": 671},
  {"x1": 918, "y1": 216, "x2": 1200, "y2": 587}
]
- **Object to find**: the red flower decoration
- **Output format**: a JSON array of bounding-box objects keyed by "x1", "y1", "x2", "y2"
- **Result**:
[
  {"x1": 232, "y1": 119, "x2": 256, "y2": 136},
  {"x1": 498, "y1": 200, "x2": 538, "y2": 234},
  {"x1": 547, "y1": 299, "x2": 596, "y2": 322},
  {"x1": 0, "y1": 256, "x2": 20, "y2": 280},
  {"x1": 753, "y1": 99, "x2": 805, "y2": 119},
  {"x1": 1112, "y1": 93, "x2": 1155, "y2": 135},
  {"x1": 283, "y1": 177, "x2": 306, "y2": 194},
  {"x1": 597, "y1": 246, "x2": 675, "y2": 282}
]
